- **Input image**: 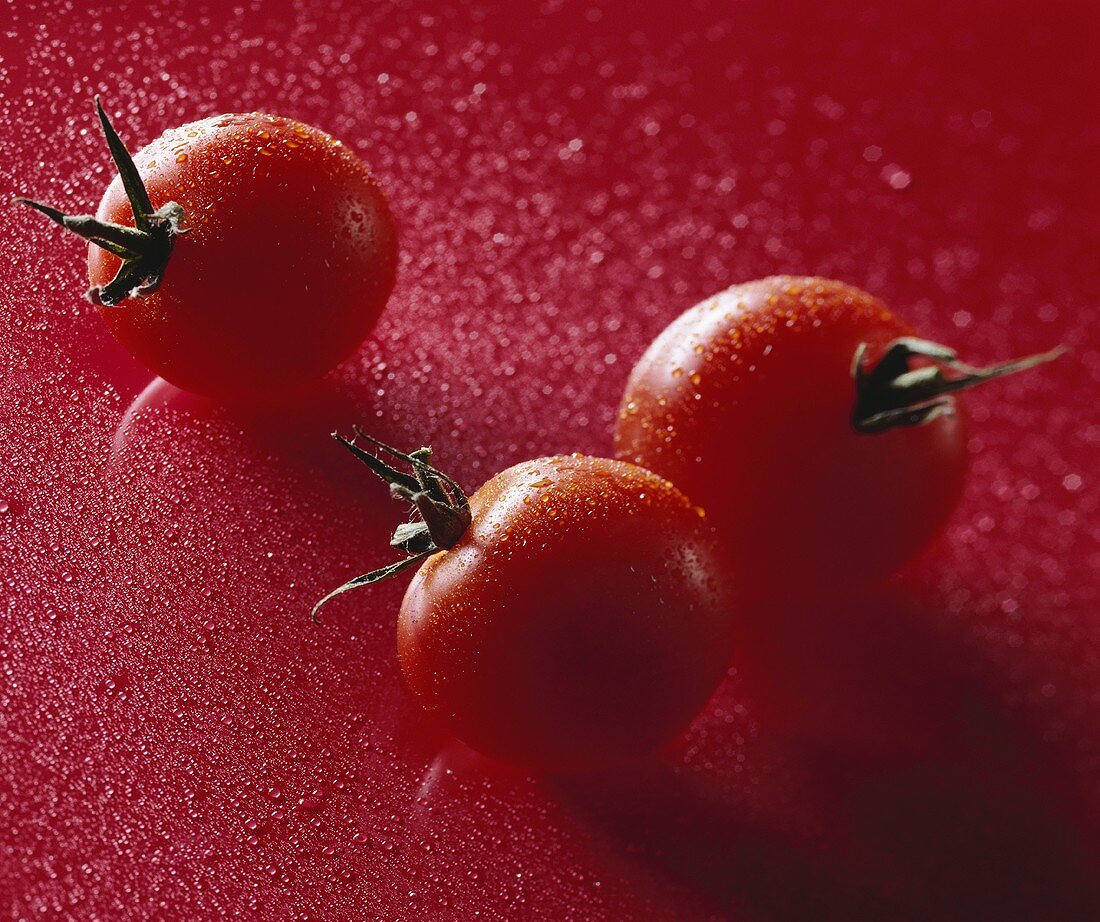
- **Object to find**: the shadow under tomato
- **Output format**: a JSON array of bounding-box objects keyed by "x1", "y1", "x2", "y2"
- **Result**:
[
  {"x1": 112, "y1": 376, "x2": 374, "y2": 479},
  {"x1": 550, "y1": 587, "x2": 1100, "y2": 921},
  {"x1": 95, "y1": 375, "x2": 458, "y2": 839},
  {"x1": 391, "y1": 581, "x2": 1100, "y2": 920},
  {"x1": 105, "y1": 375, "x2": 422, "y2": 567},
  {"x1": 554, "y1": 751, "x2": 1100, "y2": 921},
  {"x1": 101, "y1": 371, "x2": 418, "y2": 659},
  {"x1": 411, "y1": 739, "x2": 540, "y2": 818},
  {"x1": 726, "y1": 585, "x2": 1019, "y2": 763}
]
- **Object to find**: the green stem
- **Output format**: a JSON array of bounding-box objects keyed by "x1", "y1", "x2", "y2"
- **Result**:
[
  {"x1": 14, "y1": 97, "x2": 187, "y2": 306},
  {"x1": 311, "y1": 553, "x2": 430, "y2": 624},
  {"x1": 312, "y1": 432, "x2": 473, "y2": 623},
  {"x1": 852, "y1": 337, "x2": 1066, "y2": 434}
]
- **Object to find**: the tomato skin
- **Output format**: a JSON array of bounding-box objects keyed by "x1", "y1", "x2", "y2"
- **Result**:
[
  {"x1": 89, "y1": 113, "x2": 397, "y2": 397},
  {"x1": 615, "y1": 277, "x2": 969, "y2": 594},
  {"x1": 396, "y1": 454, "x2": 736, "y2": 771}
]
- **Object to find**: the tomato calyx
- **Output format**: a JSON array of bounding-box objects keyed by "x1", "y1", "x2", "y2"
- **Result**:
[
  {"x1": 852, "y1": 336, "x2": 1066, "y2": 434},
  {"x1": 14, "y1": 96, "x2": 188, "y2": 306},
  {"x1": 312, "y1": 428, "x2": 472, "y2": 622}
]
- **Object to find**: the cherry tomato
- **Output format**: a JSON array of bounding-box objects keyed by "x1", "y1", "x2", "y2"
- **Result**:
[
  {"x1": 615, "y1": 276, "x2": 1059, "y2": 593},
  {"x1": 20, "y1": 99, "x2": 397, "y2": 397},
  {"x1": 315, "y1": 436, "x2": 736, "y2": 771}
]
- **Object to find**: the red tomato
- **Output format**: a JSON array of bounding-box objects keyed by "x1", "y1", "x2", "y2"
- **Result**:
[
  {"x1": 316, "y1": 438, "x2": 736, "y2": 772},
  {"x1": 21, "y1": 100, "x2": 397, "y2": 397},
  {"x1": 615, "y1": 276, "x2": 1059, "y2": 594}
]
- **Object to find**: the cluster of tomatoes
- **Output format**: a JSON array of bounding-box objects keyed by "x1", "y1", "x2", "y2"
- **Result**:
[{"x1": 24, "y1": 102, "x2": 1060, "y2": 772}]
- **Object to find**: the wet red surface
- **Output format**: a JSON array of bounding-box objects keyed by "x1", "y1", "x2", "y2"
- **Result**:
[{"x1": 2, "y1": 1, "x2": 1098, "y2": 918}]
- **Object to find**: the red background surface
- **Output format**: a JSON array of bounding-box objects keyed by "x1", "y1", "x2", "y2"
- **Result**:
[{"x1": 1, "y1": 1, "x2": 1098, "y2": 918}]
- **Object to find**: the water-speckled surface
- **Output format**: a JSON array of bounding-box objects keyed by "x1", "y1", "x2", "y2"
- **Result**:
[{"x1": 1, "y1": 1, "x2": 1098, "y2": 919}]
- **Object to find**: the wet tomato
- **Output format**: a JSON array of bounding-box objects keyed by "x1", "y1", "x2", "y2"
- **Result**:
[
  {"x1": 615, "y1": 276, "x2": 1060, "y2": 594},
  {"x1": 19, "y1": 99, "x2": 397, "y2": 397},
  {"x1": 314, "y1": 434, "x2": 736, "y2": 772}
]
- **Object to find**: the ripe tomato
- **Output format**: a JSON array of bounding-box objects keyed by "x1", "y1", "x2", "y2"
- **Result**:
[
  {"x1": 315, "y1": 435, "x2": 736, "y2": 771},
  {"x1": 20, "y1": 99, "x2": 397, "y2": 398},
  {"x1": 615, "y1": 276, "x2": 1060, "y2": 593}
]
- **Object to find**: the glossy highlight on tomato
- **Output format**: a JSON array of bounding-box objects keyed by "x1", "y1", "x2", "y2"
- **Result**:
[
  {"x1": 23, "y1": 103, "x2": 398, "y2": 398},
  {"x1": 318, "y1": 439, "x2": 737, "y2": 772},
  {"x1": 615, "y1": 276, "x2": 971, "y2": 593}
]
